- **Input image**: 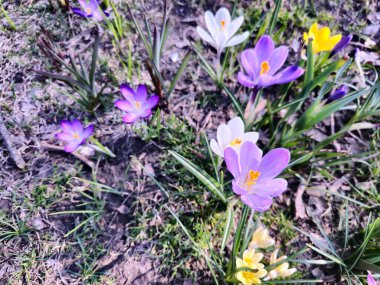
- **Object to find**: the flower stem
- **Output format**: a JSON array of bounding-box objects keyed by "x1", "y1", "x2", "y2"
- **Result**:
[{"x1": 244, "y1": 87, "x2": 262, "y2": 130}]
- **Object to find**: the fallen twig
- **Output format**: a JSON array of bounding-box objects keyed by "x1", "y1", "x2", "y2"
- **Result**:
[
  {"x1": 0, "y1": 112, "x2": 26, "y2": 169},
  {"x1": 41, "y1": 142, "x2": 95, "y2": 169}
]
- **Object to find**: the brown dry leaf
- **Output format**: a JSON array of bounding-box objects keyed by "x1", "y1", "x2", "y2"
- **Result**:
[{"x1": 295, "y1": 183, "x2": 308, "y2": 219}]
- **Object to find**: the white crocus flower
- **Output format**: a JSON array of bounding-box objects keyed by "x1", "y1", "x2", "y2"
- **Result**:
[
  {"x1": 210, "y1": 117, "x2": 259, "y2": 158},
  {"x1": 249, "y1": 226, "x2": 276, "y2": 249},
  {"x1": 197, "y1": 7, "x2": 249, "y2": 55},
  {"x1": 267, "y1": 249, "x2": 297, "y2": 280}
]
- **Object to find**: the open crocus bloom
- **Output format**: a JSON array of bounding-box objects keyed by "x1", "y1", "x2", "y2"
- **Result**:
[
  {"x1": 210, "y1": 117, "x2": 259, "y2": 158},
  {"x1": 303, "y1": 23, "x2": 342, "y2": 54},
  {"x1": 236, "y1": 249, "x2": 267, "y2": 285},
  {"x1": 368, "y1": 272, "x2": 377, "y2": 285},
  {"x1": 267, "y1": 249, "x2": 297, "y2": 280},
  {"x1": 72, "y1": 0, "x2": 108, "y2": 21},
  {"x1": 55, "y1": 119, "x2": 94, "y2": 153},
  {"x1": 249, "y1": 226, "x2": 275, "y2": 249},
  {"x1": 115, "y1": 84, "x2": 159, "y2": 124},
  {"x1": 197, "y1": 7, "x2": 249, "y2": 55},
  {"x1": 238, "y1": 35, "x2": 304, "y2": 89},
  {"x1": 224, "y1": 141, "x2": 290, "y2": 212}
]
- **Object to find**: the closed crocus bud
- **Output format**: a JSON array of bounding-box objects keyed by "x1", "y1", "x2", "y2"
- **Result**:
[
  {"x1": 249, "y1": 226, "x2": 275, "y2": 249},
  {"x1": 327, "y1": 85, "x2": 349, "y2": 103},
  {"x1": 330, "y1": 35, "x2": 352, "y2": 58}
]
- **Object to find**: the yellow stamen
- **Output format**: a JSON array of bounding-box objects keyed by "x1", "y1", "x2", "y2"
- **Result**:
[
  {"x1": 85, "y1": 7, "x2": 92, "y2": 14},
  {"x1": 260, "y1": 61, "x2": 270, "y2": 75},
  {"x1": 230, "y1": 138, "x2": 242, "y2": 146},
  {"x1": 245, "y1": 170, "x2": 261, "y2": 188},
  {"x1": 220, "y1": 20, "x2": 226, "y2": 30},
  {"x1": 135, "y1": 101, "x2": 141, "y2": 109},
  {"x1": 72, "y1": 133, "x2": 80, "y2": 139}
]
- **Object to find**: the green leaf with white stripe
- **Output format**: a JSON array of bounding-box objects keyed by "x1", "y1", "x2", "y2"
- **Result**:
[{"x1": 168, "y1": 150, "x2": 227, "y2": 203}]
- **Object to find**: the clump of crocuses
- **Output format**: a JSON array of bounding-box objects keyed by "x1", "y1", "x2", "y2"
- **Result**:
[
  {"x1": 72, "y1": 0, "x2": 109, "y2": 21},
  {"x1": 224, "y1": 141, "x2": 290, "y2": 212},
  {"x1": 56, "y1": 119, "x2": 94, "y2": 153},
  {"x1": 115, "y1": 83, "x2": 159, "y2": 124},
  {"x1": 236, "y1": 226, "x2": 297, "y2": 285},
  {"x1": 238, "y1": 35, "x2": 304, "y2": 89}
]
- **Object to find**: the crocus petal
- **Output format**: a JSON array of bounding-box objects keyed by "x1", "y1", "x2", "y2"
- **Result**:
[
  {"x1": 254, "y1": 178, "x2": 288, "y2": 197},
  {"x1": 205, "y1": 11, "x2": 219, "y2": 39},
  {"x1": 61, "y1": 120, "x2": 75, "y2": 134},
  {"x1": 72, "y1": 119, "x2": 84, "y2": 133},
  {"x1": 82, "y1": 124, "x2": 94, "y2": 139},
  {"x1": 257, "y1": 148, "x2": 290, "y2": 181},
  {"x1": 368, "y1": 272, "x2": 376, "y2": 285},
  {"x1": 239, "y1": 141, "x2": 262, "y2": 177},
  {"x1": 136, "y1": 85, "x2": 147, "y2": 102},
  {"x1": 232, "y1": 180, "x2": 247, "y2": 195},
  {"x1": 143, "y1": 95, "x2": 159, "y2": 110},
  {"x1": 215, "y1": 7, "x2": 231, "y2": 27},
  {"x1": 123, "y1": 113, "x2": 140, "y2": 124},
  {"x1": 240, "y1": 49, "x2": 257, "y2": 78},
  {"x1": 242, "y1": 132, "x2": 259, "y2": 144},
  {"x1": 267, "y1": 46, "x2": 289, "y2": 76},
  {"x1": 328, "y1": 86, "x2": 349, "y2": 102},
  {"x1": 72, "y1": 7, "x2": 91, "y2": 17},
  {"x1": 115, "y1": 100, "x2": 134, "y2": 112},
  {"x1": 227, "y1": 117, "x2": 244, "y2": 139},
  {"x1": 225, "y1": 31, "x2": 249, "y2": 47},
  {"x1": 331, "y1": 35, "x2": 352, "y2": 56},
  {"x1": 215, "y1": 32, "x2": 227, "y2": 52},
  {"x1": 238, "y1": 72, "x2": 256, "y2": 88},
  {"x1": 197, "y1": 26, "x2": 216, "y2": 46},
  {"x1": 254, "y1": 35, "x2": 275, "y2": 63},
  {"x1": 272, "y1": 65, "x2": 304, "y2": 85},
  {"x1": 226, "y1": 16, "x2": 244, "y2": 38},
  {"x1": 64, "y1": 142, "x2": 81, "y2": 153},
  {"x1": 55, "y1": 132, "x2": 74, "y2": 141},
  {"x1": 139, "y1": 108, "x2": 152, "y2": 118},
  {"x1": 210, "y1": 139, "x2": 223, "y2": 157},
  {"x1": 224, "y1": 147, "x2": 240, "y2": 179},
  {"x1": 120, "y1": 83, "x2": 135, "y2": 101},
  {"x1": 217, "y1": 124, "x2": 232, "y2": 148},
  {"x1": 241, "y1": 194, "x2": 273, "y2": 212},
  {"x1": 318, "y1": 27, "x2": 331, "y2": 42}
]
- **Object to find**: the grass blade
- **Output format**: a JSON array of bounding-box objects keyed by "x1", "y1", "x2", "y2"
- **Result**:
[{"x1": 168, "y1": 150, "x2": 227, "y2": 203}]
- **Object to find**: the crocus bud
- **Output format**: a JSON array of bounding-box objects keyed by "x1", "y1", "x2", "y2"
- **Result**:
[
  {"x1": 330, "y1": 35, "x2": 352, "y2": 58},
  {"x1": 327, "y1": 86, "x2": 349, "y2": 103}
]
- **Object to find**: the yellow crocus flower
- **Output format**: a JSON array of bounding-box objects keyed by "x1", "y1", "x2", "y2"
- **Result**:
[
  {"x1": 303, "y1": 23, "x2": 342, "y2": 54},
  {"x1": 236, "y1": 249, "x2": 267, "y2": 285},
  {"x1": 267, "y1": 249, "x2": 297, "y2": 280},
  {"x1": 249, "y1": 226, "x2": 275, "y2": 249}
]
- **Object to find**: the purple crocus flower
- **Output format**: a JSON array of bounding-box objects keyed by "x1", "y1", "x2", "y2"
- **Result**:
[
  {"x1": 330, "y1": 35, "x2": 352, "y2": 58},
  {"x1": 238, "y1": 35, "x2": 304, "y2": 89},
  {"x1": 115, "y1": 84, "x2": 159, "y2": 124},
  {"x1": 55, "y1": 119, "x2": 94, "y2": 153},
  {"x1": 368, "y1": 272, "x2": 377, "y2": 285},
  {"x1": 72, "y1": 0, "x2": 108, "y2": 21},
  {"x1": 327, "y1": 86, "x2": 349, "y2": 103},
  {"x1": 224, "y1": 141, "x2": 290, "y2": 212}
]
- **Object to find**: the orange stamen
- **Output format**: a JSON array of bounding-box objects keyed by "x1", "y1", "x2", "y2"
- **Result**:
[
  {"x1": 72, "y1": 133, "x2": 80, "y2": 139},
  {"x1": 260, "y1": 61, "x2": 270, "y2": 75},
  {"x1": 245, "y1": 170, "x2": 261, "y2": 188},
  {"x1": 220, "y1": 20, "x2": 226, "y2": 30},
  {"x1": 230, "y1": 138, "x2": 242, "y2": 146},
  {"x1": 135, "y1": 101, "x2": 141, "y2": 109}
]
